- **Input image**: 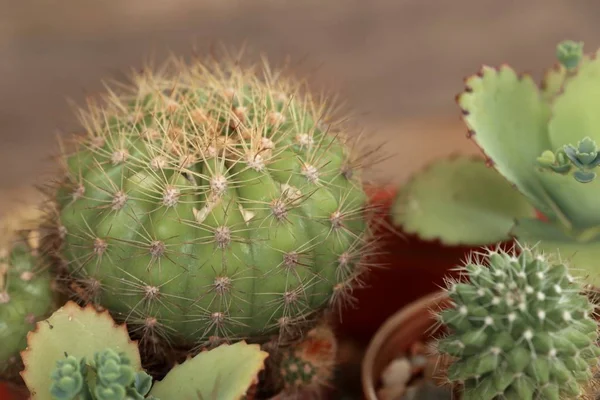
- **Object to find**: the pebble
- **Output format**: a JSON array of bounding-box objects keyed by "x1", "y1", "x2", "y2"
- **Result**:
[
  {"x1": 378, "y1": 358, "x2": 412, "y2": 399},
  {"x1": 377, "y1": 341, "x2": 452, "y2": 400}
]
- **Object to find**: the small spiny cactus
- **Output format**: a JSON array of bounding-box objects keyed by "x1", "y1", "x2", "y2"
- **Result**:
[
  {"x1": 41, "y1": 49, "x2": 377, "y2": 361},
  {"x1": 0, "y1": 205, "x2": 58, "y2": 383},
  {"x1": 274, "y1": 321, "x2": 337, "y2": 398},
  {"x1": 435, "y1": 245, "x2": 600, "y2": 400}
]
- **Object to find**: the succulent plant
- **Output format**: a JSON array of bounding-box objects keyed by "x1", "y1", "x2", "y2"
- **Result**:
[
  {"x1": 435, "y1": 245, "x2": 600, "y2": 400},
  {"x1": 0, "y1": 205, "x2": 59, "y2": 383},
  {"x1": 21, "y1": 300, "x2": 269, "y2": 400},
  {"x1": 20, "y1": 301, "x2": 145, "y2": 399},
  {"x1": 49, "y1": 349, "x2": 156, "y2": 400},
  {"x1": 41, "y1": 49, "x2": 376, "y2": 358},
  {"x1": 392, "y1": 40, "x2": 600, "y2": 286}
]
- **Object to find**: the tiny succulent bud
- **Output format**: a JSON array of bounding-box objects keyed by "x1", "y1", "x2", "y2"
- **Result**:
[
  {"x1": 49, "y1": 349, "x2": 156, "y2": 400},
  {"x1": 562, "y1": 137, "x2": 600, "y2": 182},
  {"x1": 49, "y1": 355, "x2": 85, "y2": 399},
  {"x1": 537, "y1": 149, "x2": 573, "y2": 174},
  {"x1": 556, "y1": 40, "x2": 584, "y2": 70}
]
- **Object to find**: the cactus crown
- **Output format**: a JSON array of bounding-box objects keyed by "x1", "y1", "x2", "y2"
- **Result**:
[
  {"x1": 435, "y1": 245, "x2": 600, "y2": 400},
  {"x1": 43, "y1": 48, "x2": 376, "y2": 356}
]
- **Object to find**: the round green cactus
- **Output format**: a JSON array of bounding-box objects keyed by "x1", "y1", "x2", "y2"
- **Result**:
[
  {"x1": 0, "y1": 205, "x2": 57, "y2": 383},
  {"x1": 43, "y1": 51, "x2": 374, "y2": 352},
  {"x1": 454, "y1": 40, "x2": 600, "y2": 285},
  {"x1": 436, "y1": 245, "x2": 600, "y2": 400}
]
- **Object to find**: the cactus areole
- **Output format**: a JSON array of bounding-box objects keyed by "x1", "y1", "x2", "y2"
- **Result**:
[{"x1": 45, "y1": 53, "x2": 373, "y2": 350}]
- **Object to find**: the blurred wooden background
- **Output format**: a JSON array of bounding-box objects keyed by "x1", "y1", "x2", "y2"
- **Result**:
[{"x1": 1, "y1": 0, "x2": 600, "y2": 210}]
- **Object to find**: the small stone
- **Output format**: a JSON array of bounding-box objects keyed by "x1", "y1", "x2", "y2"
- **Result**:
[{"x1": 381, "y1": 357, "x2": 412, "y2": 390}]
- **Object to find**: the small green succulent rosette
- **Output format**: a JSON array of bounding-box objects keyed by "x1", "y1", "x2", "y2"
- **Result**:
[{"x1": 457, "y1": 40, "x2": 600, "y2": 285}]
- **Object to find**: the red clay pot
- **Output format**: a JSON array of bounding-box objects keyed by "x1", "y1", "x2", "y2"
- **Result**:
[{"x1": 334, "y1": 186, "x2": 490, "y2": 344}]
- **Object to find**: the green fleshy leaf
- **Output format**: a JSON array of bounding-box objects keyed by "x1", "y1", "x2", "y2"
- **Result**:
[
  {"x1": 548, "y1": 50, "x2": 600, "y2": 149},
  {"x1": 532, "y1": 54, "x2": 600, "y2": 228},
  {"x1": 536, "y1": 165, "x2": 600, "y2": 229},
  {"x1": 458, "y1": 65, "x2": 555, "y2": 219},
  {"x1": 573, "y1": 169, "x2": 596, "y2": 183},
  {"x1": 511, "y1": 218, "x2": 600, "y2": 286},
  {"x1": 392, "y1": 155, "x2": 536, "y2": 245},
  {"x1": 149, "y1": 341, "x2": 268, "y2": 400},
  {"x1": 541, "y1": 64, "x2": 568, "y2": 101},
  {"x1": 20, "y1": 301, "x2": 142, "y2": 400}
]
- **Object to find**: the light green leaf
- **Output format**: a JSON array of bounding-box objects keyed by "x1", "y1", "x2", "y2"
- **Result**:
[
  {"x1": 392, "y1": 155, "x2": 536, "y2": 246},
  {"x1": 541, "y1": 63, "x2": 567, "y2": 102},
  {"x1": 548, "y1": 49, "x2": 600, "y2": 148},
  {"x1": 20, "y1": 301, "x2": 142, "y2": 400},
  {"x1": 512, "y1": 218, "x2": 600, "y2": 286},
  {"x1": 149, "y1": 341, "x2": 268, "y2": 400},
  {"x1": 458, "y1": 65, "x2": 554, "y2": 219}
]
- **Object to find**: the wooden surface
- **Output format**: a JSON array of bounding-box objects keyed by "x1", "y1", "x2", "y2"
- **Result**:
[{"x1": 2, "y1": 0, "x2": 600, "y2": 207}]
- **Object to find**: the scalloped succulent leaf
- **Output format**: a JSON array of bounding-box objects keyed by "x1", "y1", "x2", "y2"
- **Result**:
[
  {"x1": 391, "y1": 155, "x2": 535, "y2": 245},
  {"x1": 20, "y1": 301, "x2": 141, "y2": 400},
  {"x1": 511, "y1": 218, "x2": 600, "y2": 286},
  {"x1": 548, "y1": 50, "x2": 600, "y2": 149},
  {"x1": 149, "y1": 341, "x2": 268, "y2": 400},
  {"x1": 535, "y1": 169, "x2": 600, "y2": 234},
  {"x1": 458, "y1": 65, "x2": 555, "y2": 219},
  {"x1": 541, "y1": 64, "x2": 568, "y2": 101}
]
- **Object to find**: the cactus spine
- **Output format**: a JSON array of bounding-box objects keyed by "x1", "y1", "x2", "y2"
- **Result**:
[
  {"x1": 42, "y1": 50, "x2": 375, "y2": 359},
  {"x1": 435, "y1": 245, "x2": 600, "y2": 400}
]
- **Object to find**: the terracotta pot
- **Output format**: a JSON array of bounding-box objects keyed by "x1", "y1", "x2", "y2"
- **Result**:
[
  {"x1": 0, "y1": 382, "x2": 29, "y2": 400},
  {"x1": 335, "y1": 186, "x2": 485, "y2": 344},
  {"x1": 361, "y1": 290, "x2": 449, "y2": 400}
]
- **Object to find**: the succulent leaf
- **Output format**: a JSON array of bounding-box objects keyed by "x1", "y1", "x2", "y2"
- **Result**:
[
  {"x1": 548, "y1": 52, "x2": 600, "y2": 152},
  {"x1": 458, "y1": 65, "x2": 555, "y2": 219},
  {"x1": 541, "y1": 64, "x2": 568, "y2": 102},
  {"x1": 20, "y1": 301, "x2": 141, "y2": 400},
  {"x1": 512, "y1": 218, "x2": 600, "y2": 287},
  {"x1": 150, "y1": 341, "x2": 268, "y2": 400},
  {"x1": 149, "y1": 341, "x2": 267, "y2": 399},
  {"x1": 391, "y1": 155, "x2": 535, "y2": 245}
]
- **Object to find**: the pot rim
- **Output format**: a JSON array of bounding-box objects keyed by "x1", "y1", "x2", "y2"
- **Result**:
[{"x1": 361, "y1": 290, "x2": 446, "y2": 400}]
